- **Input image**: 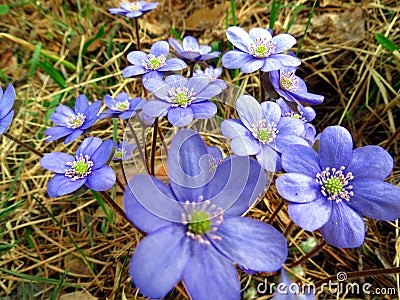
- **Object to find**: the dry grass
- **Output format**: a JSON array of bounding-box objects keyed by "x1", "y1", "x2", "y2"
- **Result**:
[{"x1": 0, "y1": 0, "x2": 399, "y2": 299}]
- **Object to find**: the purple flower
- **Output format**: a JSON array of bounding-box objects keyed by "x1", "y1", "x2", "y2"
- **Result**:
[
  {"x1": 273, "y1": 269, "x2": 315, "y2": 300},
  {"x1": 169, "y1": 36, "x2": 221, "y2": 62},
  {"x1": 142, "y1": 74, "x2": 222, "y2": 126},
  {"x1": 124, "y1": 129, "x2": 287, "y2": 299},
  {"x1": 100, "y1": 92, "x2": 142, "y2": 119},
  {"x1": 112, "y1": 141, "x2": 137, "y2": 161},
  {"x1": 122, "y1": 41, "x2": 187, "y2": 80},
  {"x1": 222, "y1": 27, "x2": 301, "y2": 73},
  {"x1": 108, "y1": 1, "x2": 158, "y2": 18},
  {"x1": 276, "y1": 126, "x2": 400, "y2": 248},
  {"x1": 40, "y1": 137, "x2": 116, "y2": 197},
  {"x1": 269, "y1": 55, "x2": 324, "y2": 105},
  {"x1": 277, "y1": 98, "x2": 316, "y2": 146},
  {"x1": 45, "y1": 94, "x2": 101, "y2": 144},
  {"x1": 0, "y1": 84, "x2": 15, "y2": 136},
  {"x1": 221, "y1": 95, "x2": 308, "y2": 172},
  {"x1": 194, "y1": 66, "x2": 227, "y2": 90}
]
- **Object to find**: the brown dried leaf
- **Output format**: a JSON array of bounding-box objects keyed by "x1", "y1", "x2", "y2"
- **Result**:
[
  {"x1": 185, "y1": 4, "x2": 226, "y2": 31},
  {"x1": 59, "y1": 291, "x2": 98, "y2": 300}
]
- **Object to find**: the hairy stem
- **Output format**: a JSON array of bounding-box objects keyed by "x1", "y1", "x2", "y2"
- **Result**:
[{"x1": 4, "y1": 132, "x2": 44, "y2": 158}]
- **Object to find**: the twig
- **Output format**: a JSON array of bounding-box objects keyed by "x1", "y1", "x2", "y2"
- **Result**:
[{"x1": 4, "y1": 132, "x2": 44, "y2": 158}]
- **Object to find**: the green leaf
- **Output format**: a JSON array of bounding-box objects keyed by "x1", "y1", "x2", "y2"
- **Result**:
[
  {"x1": 375, "y1": 33, "x2": 399, "y2": 52},
  {"x1": 169, "y1": 26, "x2": 182, "y2": 41},
  {"x1": 0, "y1": 5, "x2": 10, "y2": 15}
]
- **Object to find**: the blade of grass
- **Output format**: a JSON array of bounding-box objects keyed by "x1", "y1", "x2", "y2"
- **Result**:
[
  {"x1": 91, "y1": 191, "x2": 112, "y2": 223},
  {"x1": 270, "y1": 0, "x2": 283, "y2": 30},
  {"x1": 169, "y1": 26, "x2": 183, "y2": 41},
  {"x1": 3, "y1": 159, "x2": 25, "y2": 208},
  {"x1": 29, "y1": 43, "x2": 42, "y2": 78},
  {"x1": 230, "y1": 0, "x2": 237, "y2": 26},
  {"x1": 82, "y1": 23, "x2": 105, "y2": 55},
  {"x1": 50, "y1": 270, "x2": 68, "y2": 300},
  {"x1": 37, "y1": 60, "x2": 68, "y2": 89},
  {"x1": 0, "y1": 200, "x2": 25, "y2": 220},
  {"x1": 296, "y1": 0, "x2": 317, "y2": 55},
  {"x1": 375, "y1": 33, "x2": 399, "y2": 52},
  {"x1": 286, "y1": 3, "x2": 303, "y2": 33}
]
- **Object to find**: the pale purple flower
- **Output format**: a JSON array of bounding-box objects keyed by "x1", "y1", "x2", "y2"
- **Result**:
[
  {"x1": 40, "y1": 137, "x2": 116, "y2": 197},
  {"x1": 124, "y1": 129, "x2": 287, "y2": 299},
  {"x1": 45, "y1": 94, "x2": 101, "y2": 144},
  {"x1": 112, "y1": 141, "x2": 137, "y2": 161},
  {"x1": 273, "y1": 269, "x2": 315, "y2": 300},
  {"x1": 142, "y1": 74, "x2": 222, "y2": 127},
  {"x1": 122, "y1": 41, "x2": 187, "y2": 80},
  {"x1": 276, "y1": 126, "x2": 400, "y2": 248},
  {"x1": 269, "y1": 54, "x2": 324, "y2": 105},
  {"x1": 109, "y1": 1, "x2": 158, "y2": 18},
  {"x1": 221, "y1": 95, "x2": 308, "y2": 172},
  {"x1": 222, "y1": 27, "x2": 301, "y2": 73},
  {"x1": 194, "y1": 66, "x2": 227, "y2": 90},
  {"x1": 0, "y1": 84, "x2": 15, "y2": 136},
  {"x1": 169, "y1": 36, "x2": 221, "y2": 62},
  {"x1": 277, "y1": 98, "x2": 316, "y2": 146},
  {"x1": 99, "y1": 92, "x2": 142, "y2": 119}
]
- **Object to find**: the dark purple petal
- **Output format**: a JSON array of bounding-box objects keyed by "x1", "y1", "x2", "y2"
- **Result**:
[
  {"x1": 272, "y1": 34, "x2": 297, "y2": 53},
  {"x1": 260, "y1": 100, "x2": 281, "y2": 124},
  {"x1": 169, "y1": 37, "x2": 184, "y2": 52},
  {"x1": 226, "y1": 26, "x2": 253, "y2": 53},
  {"x1": 0, "y1": 84, "x2": 15, "y2": 118},
  {"x1": 127, "y1": 174, "x2": 185, "y2": 222},
  {"x1": 236, "y1": 95, "x2": 263, "y2": 130},
  {"x1": 85, "y1": 166, "x2": 116, "y2": 191},
  {"x1": 74, "y1": 94, "x2": 89, "y2": 113},
  {"x1": 230, "y1": 135, "x2": 260, "y2": 156},
  {"x1": 319, "y1": 126, "x2": 353, "y2": 169},
  {"x1": 63, "y1": 129, "x2": 84, "y2": 144},
  {"x1": 281, "y1": 144, "x2": 321, "y2": 177},
  {"x1": 130, "y1": 225, "x2": 190, "y2": 299},
  {"x1": 44, "y1": 126, "x2": 74, "y2": 141},
  {"x1": 320, "y1": 202, "x2": 365, "y2": 248},
  {"x1": 211, "y1": 217, "x2": 287, "y2": 272},
  {"x1": 91, "y1": 139, "x2": 113, "y2": 167},
  {"x1": 167, "y1": 107, "x2": 193, "y2": 126},
  {"x1": 347, "y1": 146, "x2": 393, "y2": 180},
  {"x1": 205, "y1": 156, "x2": 266, "y2": 216},
  {"x1": 222, "y1": 50, "x2": 255, "y2": 69},
  {"x1": 290, "y1": 90, "x2": 324, "y2": 105},
  {"x1": 142, "y1": 100, "x2": 170, "y2": 117},
  {"x1": 47, "y1": 174, "x2": 86, "y2": 197},
  {"x1": 122, "y1": 65, "x2": 147, "y2": 78},
  {"x1": 221, "y1": 119, "x2": 248, "y2": 139},
  {"x1": 40, "y1": 152, "x2": 75, "y2": 174},
  {"x1": 77, "y1": 137, "x2": 102, "y2": 157},
  {"x1": 348, "y1": 180, "x2": 400, "y2": 221},
  {"x1": 190, "y1": 101, "x2": 217, "y2": 119},
  {"x1": 288, "y1": 196, "x2": 332, "y2": 231},
  {"x1": 168, "y1": 129, "x2": 212, "y2": 203},
  {"x1": 249, "y1": 27, "x2": 272, "y2": 41},
  {"x1": 182, "y1": 36, "x2": 200, "y2": 51},
  {"x1": 269, "y1": 69, "x2": 281, "y2": 90},
  {"x1": 256, "y1": 144, "x2": 282, "y2": 172},
  {"x1": 150, "y1": 40, "x2": 169, "y2": 57},
  {"x1": 276, "y1": 173, "x2": 321, "y2": 203},
  {"x1": 182, "y1": 241, "x2": 240, "y2": 300},
  {"x1": 126, "y1": 51, "x2": 147, "y2": 65},
  {"x1": 0, "y1": 110, "x2": 14, "y2": 135},
  {"x1": 178, "y1": 51, "x2": 202, "y2": 61}
]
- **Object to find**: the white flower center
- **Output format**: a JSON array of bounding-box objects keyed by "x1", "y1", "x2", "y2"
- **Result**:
[
  {"x1": 250, "y1": 119, "x2": 279, "y2": 144},
  {"x1": 316, "y1": 166, "x2": 354, "y2": 203},
  {"x1": 126, "y1": 2, "x2": 142, "y2": 11},
  {"x1": 111, "y1": 100, "x2": 130, "y2": 112},
  {"x1": 66, "y1": 113, "x2": 86, "y2": 129},
  {"x1": 142, "y1": 54, "x2": 167, "y2": 70},
  {"x1": 284, "y1": 111, "x2": 307, "y2": 123},
  {"x1": 167, "y1": 87, "x2": 196, "y2": 108},
  {"x1": 65, "y1": 154, "x2": 94, "y2": 181},
  {"x1": 248, "y1": 38, "x2": 275, "y2": 58}
]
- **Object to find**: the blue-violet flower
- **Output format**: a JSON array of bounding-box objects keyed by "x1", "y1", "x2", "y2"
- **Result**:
[
  {"x1": 169, "y1": 36, "x2": 221, "y2": 62},
  {"x1": 109, "y1": 1, "x2": 158, "y2": 18},
  {"x1": 100, "y1": 92, "x2": 142, "y2": 120},
  {"x1": 194, "y1": 66, "x2": 227, "y2": 90},
  {"x1": 0, "y1": 84, "x2": 15, "y2": 136},
  {"x1": 112, "y1": 141, "x2": 137, "y2": 161}
]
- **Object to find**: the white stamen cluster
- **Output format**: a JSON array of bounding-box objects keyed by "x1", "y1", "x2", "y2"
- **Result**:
[
  {"x1": 248, "y1": 38, "x2": 275, "y2": 58},
  {"x1": 142, "y1": 54, "x2": 166, "y2": 70},
  {"x1": 250, "y1": 119, "x2": 279, "y2": 144},
  {"x1": 65, "y1": 154, "x2": 94, "y2": 181},
  {"x1": 66, "y1": 113, "x2": 86, "y2": 129},
  {"x1": 181, "y1": 195, "x2": 224, "y2": 246},
  {"x1": 280, "y1": 72, "x2": 299, "y2": 92},
  {"x1": 125, "y1": 2, "x2": 142, "y2": 11},
  {"x1": 284, "y1": 111, "x2": 307, "y2": 123},
  {"x1": 167, "y1": 87, "x2": 196, "y2": 108},
  {"x1": 111, "y1": 100, "x2": 130, "y2": 112},
  {"x1": 316, "y1": 166, "x2": 354, "y2": 203}
]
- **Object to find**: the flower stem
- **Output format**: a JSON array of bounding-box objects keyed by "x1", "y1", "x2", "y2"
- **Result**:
[
  {"x1": 3, "y1": 132, "x2": 44, "y2": 158},
  {"x1": 267, "y1": 200, "x2": 285, "y2": 224},
  {"x1": 99, "y1": 191, "x2": 131, "y2": 224},
  {"x1": 383, "y1": 126, "x2": 400, "y2": 150},
  {"x1": 283, "y1": 220, "x2": 295, "y2": 238},
  {"x1": 289, "y1": 240, "x2": 327, "y2": 268},
  {"x1": 134, "y1": 18, "x2": 141, "y2": 51},
  {"x1": 259, "y1": 71, "x2": 266, "y2": 102},
  {"x1": 150, "y1": 118, "x2": 159, "y2": 175},
  {"x1": 127, "y1": 122, "x2": 149, "y2": 173},
  {"x1": 116, "y1": 175, "x2": 125, "y2": 191}
]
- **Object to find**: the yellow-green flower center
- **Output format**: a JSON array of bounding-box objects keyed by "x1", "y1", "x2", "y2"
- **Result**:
[
  {"x1": 248, "y1": 38, "x2": 275, "y2": 58},
  {"x1": 188, "y1": 210, "x2": 211, "y2": 235},
  {"x1": 73, "y1": 161, "x2": 88, "y2": 175},
  {"x1": 126, "y1": 2, "x2": 141, "y2": 11},
  {"x1": 111, "y1": 100, "x2": 130, "y2": 112},
  {"x1": 143, "y1": 54, "x2": 166, "y2": 70},
  {"x1": 257, "y1": 129, "x2": 270, "y2": 142},
  {"x1": 66, "y1": 113, "x2": 86, "y2": 129},
  {"x1": 65, "y1": 154, "x2": 94, "y2": 181},
  {"x1": 251, "y1": 120, "x2": 279, "y2": 144},
  {"x1": 316, "y1": 166, "x2": 354, "y2": 203},
  {"x1": 279, "y1": 72, "x2": 299, "y2": 92},
  {"x1": 324, "y1": 177, "x2": 343, "y2": 194},
  {"x1": 175, "y1": 92, "x2": 189, "y2": 106}
]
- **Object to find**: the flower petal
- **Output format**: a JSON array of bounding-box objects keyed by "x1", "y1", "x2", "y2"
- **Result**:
[
  {"x1": 186, "y1": 76, "x2": 210, "y2": 94},
  {"x1": 288, "y1": 196, "x2": 332, "y2": 231},
  {"x1": 122, "y1": 65, "x2": 147, "y2": 78},
  {"x1": 150, "y1": 41, "x2": 169, "y2": 57},
  {"x1": 236, "y1": 95, "x2": 263, "y2": 130},
  {"x1": 275, "y1": 134, "x2": 308, "y2": 154},
  {"x1": 226, "y1": 26, "x2": 253, "y2": 53},
  {"x1": 182, "y1": 36, "x2": 199, "y2": 51},
  {"x1": 126, "y1": 51, "x2": 147, "y2": 65},
  {"x1": 159, "y1": 58, "x2": 187, "y2": 71},
  {"x1": 142, "y1": 100, "x2": 170, "y2": 117},
  {"x1": 347, "y1": 146, "x2": 393, "y2": 180},
  {"x1": 74, "y1": 94, "x2": 89, "y2": 113},
  {"x1": 276, "y1": 173, "x2": 321, "y2": 203},
  {"x1": 0, "y1": 110, "x2": 14, "y2": 135},
  {"x1": 182, "y1": 241, "x2": 240, "y2": 300},
  {"x1": 221, "y1": 119, "x2": 249, "y2": 139},
  {"x1": 47, "y1": 174, "x2": 86, "y2": 197},
  {"x1": 130, "y1": 225, "x2": 190, "y2": 299},
  {"x1": 40, "y1": 152, "x2": 75, "y2": 174},
  {"x1": 230, "y1": 135, "x2": 260, "y2": 156},
  {"x1": 167, "y1": 107, "x2": 193, "y2": 126},
  {"x1": 211, "y1": 217, "x2": 287, "y2": 272},
  {"x1": 289, "y1": 90, "x2": 324, "y2": 105},
  {"x1": 256, "y1": 144, "x2": 282, "y2": 172},
  {"x1": 240, "y1": 58, "x2": 264, "y2": 73},
  {"x1": 222, "y1": 50, "x2": 255, "y2": 69},
  {"x1": 91, "y1": 139, "x2": 113, "y2": 167},
  {"x1": 190, "y1": 101, "x2": 217, "y2": 119},
  {"x1": 63, "y1": 129, "x2": 84, "y2": 144},
  {"x1": 272, "y1": 34, "x2": 297, "y2": 53},
  {"x1": 76, "y1": 137, "x2": 102, "y2": 157},
  {"x1": 169, "y1": 37, "x2": 184, "y2": 52},
  {"x1": 260, "y1": 100, "x2": 281, "y2": 124},
  {"x1": 0, "y1": 84, "x2": 15, "y2": 119},
  {"x1": 320, "y1": 202, "x2": 365, "y2": 248},
  {"x1": 260, "y1": 54, "x2": 301, "y2": 72},
  {"x1": 319, "y1": 126, "x2": 353, "y2": 169},
  {"x1": 249, "y1": 27, "x2": 272, "y2": 41},
  {"x1": 281, "y1": 144, "x2": 321, "y2": 177},
  {"x1": 348, "y1": 179, "x2": 400, "y2": 221},
  {"x1": 44, "y1": 126, "x2": 74, "y2": 141},
  {"x1": 85, "y1": 166, "x2": 116, "y2": 191}
]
